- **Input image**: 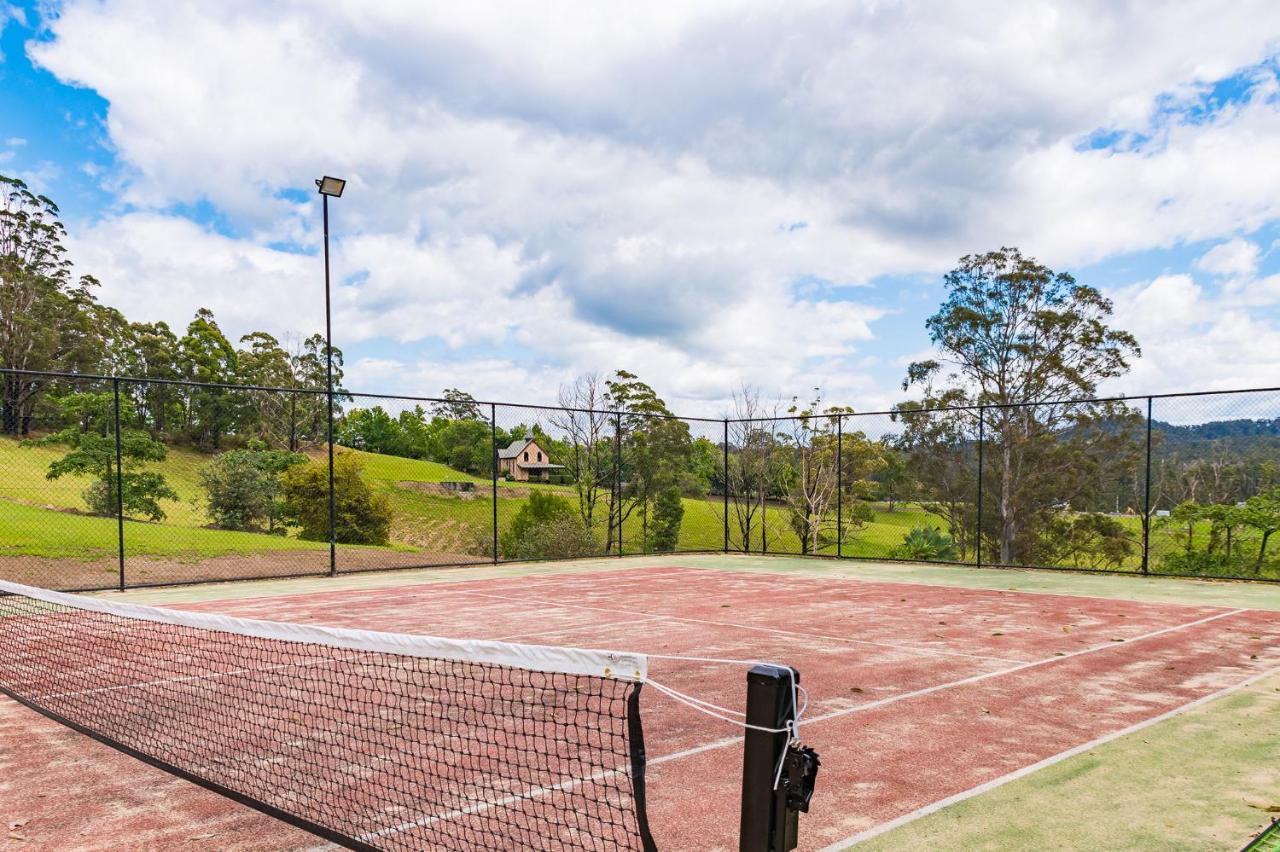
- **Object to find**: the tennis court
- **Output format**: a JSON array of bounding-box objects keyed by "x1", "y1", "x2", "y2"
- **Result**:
[{"x1": 2, "y1": 555, "x2": 1279, "y2": 850}]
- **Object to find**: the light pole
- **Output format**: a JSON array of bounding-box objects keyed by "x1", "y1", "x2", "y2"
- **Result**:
[{"x1": 316, "y1": 176, "x2": 345, "y2": 576}]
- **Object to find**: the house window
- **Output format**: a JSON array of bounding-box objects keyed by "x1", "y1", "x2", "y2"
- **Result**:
[
  {"x1": 537, "y1": 451, "x2": 543, "y2": 462},
  {"x1": 523, "y1": 451, "x2": 529, "y2": 462}
]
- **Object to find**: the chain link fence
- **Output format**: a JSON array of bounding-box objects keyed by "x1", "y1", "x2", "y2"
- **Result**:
[{"x1": 2, "y1": 367, "x2": 1278, "y2": 590}]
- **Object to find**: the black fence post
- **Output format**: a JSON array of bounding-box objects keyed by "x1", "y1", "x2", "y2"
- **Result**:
[
  {"x1": 491, "y1": 403, "x2": 499, "y2": 565},
  {"x1": 975, "y1": 406, "x2": 984, "y2": 570},
  {"x1": 112, "y1": 378, "x2": 126, "y2": 592},
  {"x1": 288, "y1": 393, "x2": 297, "y2": 453},
  {"x1": 615, "y1": 411, "x2": 623, "y2": 557},
  {"x1": 836, "y1": 414, "x2": 843, "y2": 559},
  {"x1": 739, "y1": 664, "x2": 799, "y2": 852},
  {"x1": 723, "y1": 419, "x2": 730, "y2": 553},
  {"x1": 1142, "y1": 396, "x2": 1153, "y2": 575}
]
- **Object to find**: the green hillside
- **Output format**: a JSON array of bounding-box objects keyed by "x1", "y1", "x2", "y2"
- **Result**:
[{"x1": 4, "y1": 436, "x2": 1265, "y2": 579}]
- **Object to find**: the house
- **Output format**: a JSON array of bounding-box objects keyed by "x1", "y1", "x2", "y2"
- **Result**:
[{"x1": 497, "y1": 432, "x2": 565, "y2": 482}]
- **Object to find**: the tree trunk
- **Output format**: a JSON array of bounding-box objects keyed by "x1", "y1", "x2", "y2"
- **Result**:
[{"x1": 1257, "y1": 529, "x2": 1273, "y2": 571}]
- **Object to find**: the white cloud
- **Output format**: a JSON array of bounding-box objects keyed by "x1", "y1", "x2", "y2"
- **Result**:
[
  {"x1": 1195, "y1": 237, "x2": 1260, "y2": 278},
  {"x1": 1108, "y1": 272, "x2": 1280, "y2": 396},
  {"x1": 25, "y1": 0, "x2": 1280, "y2": 409}
]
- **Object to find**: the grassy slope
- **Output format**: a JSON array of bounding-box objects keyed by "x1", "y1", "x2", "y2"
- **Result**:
[
  {"x1": 855, "y1": 672, "x2": 1280, "y2": 852},
  {"x1": 3, "y1": 438, "x2": 1265, "y2": 574}
]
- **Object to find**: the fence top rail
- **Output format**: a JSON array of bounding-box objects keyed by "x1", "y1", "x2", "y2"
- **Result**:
[
  {"x1": 4, "y1": 366, "x2": 1279, "y2": 427},
  {"x1": 0, "y1": 367, "x2": 726, "y2": 424}
]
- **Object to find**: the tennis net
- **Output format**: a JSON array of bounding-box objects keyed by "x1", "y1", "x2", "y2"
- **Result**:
[{"x1": 0, "y1": 579, "x2": 655, "y2": 850}]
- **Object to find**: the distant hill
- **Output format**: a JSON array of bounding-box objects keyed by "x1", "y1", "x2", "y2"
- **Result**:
[{"x1": 1153, "y1": 417, "x2": 1280, "y2": 444}]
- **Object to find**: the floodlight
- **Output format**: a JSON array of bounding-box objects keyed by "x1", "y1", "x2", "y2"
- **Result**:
[{"x1": 315, "y1": 176, "x2": 346, "y2": 197}]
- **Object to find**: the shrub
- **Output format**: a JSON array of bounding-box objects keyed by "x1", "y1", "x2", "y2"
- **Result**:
[
  {"x1": 1039, "y1": 512, "x2": 1134, "y2": 569},
  {"x1": 891, "y1": 526, "x2": 958, "y2": 562},
  {"x1": 34, "y1": 393, "x2": 178, "y2": 521},
  {"x1": 200, "y1": 447, "x2": 306, "y2": 533},
  {"x1": 83, "y1": 472, "x2": 180, "y2": 522},
  {"x1": 281, "y1": 452, "x2": 393, "y2": 545},
  {"x1": 648, "y1": 486, "x2": 684, "y2": 552},
  {"x1": 500, "y1": 491, "x2": 597, "y2": 560}
]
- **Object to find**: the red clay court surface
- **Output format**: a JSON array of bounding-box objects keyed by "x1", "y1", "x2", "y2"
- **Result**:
[{"x1": 3, "y1": 564, "x2": 1279, "y2": 851}]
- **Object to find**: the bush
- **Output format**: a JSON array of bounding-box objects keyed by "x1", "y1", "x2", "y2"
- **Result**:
[
  {"x1": 1038, "y1": 512, "x2": 1134, "y2": 569},
  {"x1": 281, "y1": 452, "x2": 393, "y2": 545},
  {"x1": 200, "y1": 447, "x2": 306, "y2": 533},
  {"x1": 891, "y1": 526, "x2": 958, "y2": 562},
  {"x1": 83, "y1": 472, "x2": 179, "y2": 522},
  {"x1": 648, "y1": 486, "x2": 683, "y2": 552},
  {"x1": 500, "y1": 491, "x2": 597, "y2": 560}
]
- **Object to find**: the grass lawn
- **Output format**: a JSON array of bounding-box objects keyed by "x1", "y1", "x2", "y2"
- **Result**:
[
  {"x1": 2, "y1": 438, "x2": 1273, "y2": 579},
  {"x1": 0, "y1": 499, "x2": 328, "y2": 560}
]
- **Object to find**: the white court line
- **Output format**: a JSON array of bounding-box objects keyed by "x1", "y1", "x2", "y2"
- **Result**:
[
  {"x1": 820, "y1": 661, "x2": 1280, "y2": 850},
  {"x1": 456, "y1": 590, "x2": 1029, "y2": 665},
  {"x1": 361, "y1": 604, "x2": 1257, "y2": 842},
  {"x1": 645, "y1": 606, "x2": 1249, "y2": 766},
  {"x1": 492, "y1": 616, "x2": 665, "y2": 644}
]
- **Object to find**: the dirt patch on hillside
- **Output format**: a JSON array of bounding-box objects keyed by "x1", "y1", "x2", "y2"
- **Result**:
[{"x1": 396, "y1": 481, "x2": 535, "y2": 499}]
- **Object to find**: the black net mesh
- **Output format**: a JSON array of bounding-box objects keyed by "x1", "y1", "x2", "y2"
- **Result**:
[{"x1": 0, "y1": 584, "x2": 653, "y2": 851}]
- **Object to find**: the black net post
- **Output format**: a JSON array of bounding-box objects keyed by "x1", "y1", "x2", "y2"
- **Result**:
[
  {"x1": 723, "y1": 419, "x2": 730, "y2": 553},
  {"x1": 975, "y1": 406, "x2": 984, "y2": 569},
  {"x1": 1142, "y1": 396, "x2": 1153, "y2": 575},
  {"x1": 112, "y1": 377, "x2": 126, "y2": 592},
  {"x1": 739, "y1": 664, "x2": 798, "y2": 852},
  {"x1": 491, "y1": 403, "x2": 500, "y2": 564}
]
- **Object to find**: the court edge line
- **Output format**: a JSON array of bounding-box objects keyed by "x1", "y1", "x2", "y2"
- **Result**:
[
  {"x1": 456, "y1": 590, "x2": 1030, "y2": 665},
  {"x1": 661, "y1": 560, "x2": 1277, "y2": 612},
  {"x1": 644, "y1": 606, "x2": 1250, "y2": 768},
  {"x1": 819, "y1": 661, "x2": 1280, "y2": 851}
]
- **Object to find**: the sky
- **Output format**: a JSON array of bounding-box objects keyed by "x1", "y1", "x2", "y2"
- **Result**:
[{"x1": 2, "y1": 1, "x2": 1279, "y2": 418}]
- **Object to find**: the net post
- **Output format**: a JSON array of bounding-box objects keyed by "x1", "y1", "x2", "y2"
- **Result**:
[
  {"x1": 1141, "y1": 396, "x2": 1153, "y2": 575},
  {"x1": 739, "y1": 664, "x2": 798, "y2": 852},
  {"x1": 491, "y1": 403, "x2": 499, "y2": 564},
  {"x1": 112, "y1": 377, "x2": 126, "y2": 592},
  {"x1": 723, "y1": 419, "x2": 730, "y2": 553}
]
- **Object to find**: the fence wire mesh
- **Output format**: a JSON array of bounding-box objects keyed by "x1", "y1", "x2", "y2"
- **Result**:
[{"x1": 2, "y1": 367, "x2": 1279, "y2": 589}]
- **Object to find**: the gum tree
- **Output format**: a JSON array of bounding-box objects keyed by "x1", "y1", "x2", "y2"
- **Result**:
[{"x1": 902, "y1": 248, "x2": 1142, "y2": 565}]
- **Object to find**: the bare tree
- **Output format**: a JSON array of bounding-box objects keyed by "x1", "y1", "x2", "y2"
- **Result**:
[
  {"x1": 550, "y1": 374, "x2": 614, "y2": 539},
  {"x1": 722, "y1": 386, "x2": 781, "y2": 551}
]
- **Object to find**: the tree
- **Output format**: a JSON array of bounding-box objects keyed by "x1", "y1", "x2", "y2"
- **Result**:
[
  {"x1": 0, "y1": 175, "x2": 104, "y2": 434},
  {"x1": 648, "y1": 486, "x2": 684, "y2": 552},
  {"x1": 122, "y1": 321, "x2": 183, "y2": 433},
  {"x1": 180, "y1": 308, "x2": 240, "y2": 448},
  {"x1": 608, "y1": 370, "x2": 692, "y2": 552},
  {"x1": 724, "y1": 386, "x2": 781, "y2": 551},
  {"x1": 1239, "y1": 486, "x2": 1280, "y2": 571},
  {"x1": 872, "y1": 446, "x2": 916, "y2": 511},
  {"x1": 281, "y1": 451, "x2": 392, "y2": 545},
  {"x1": 236, "y1": 331, "x2": 298, "y2": 447},
  {"x1": 339, "y1": 406, "x2": 406, "y2": 455},
  {"x1": 499, "y1": 491, "x2": 597, "y2": 560},
  {"x1": 551, "y1": 374, "x2": 615, "y2": 535},
  {"x1": 432, "y1": 388, "x2": 483, "y2": 421},
  {"x1": 903, "y1": 248, "x2": 1142, "y2": 565},
  {"x1": 290, "y1": 333, "x2": 346, "y2": 446},
  {"x1": 200, "y1": 446, "x2": 306, "y2": 532},
  {"x1": 35, "y1": 392, "x2": 178, "y2": 520}
]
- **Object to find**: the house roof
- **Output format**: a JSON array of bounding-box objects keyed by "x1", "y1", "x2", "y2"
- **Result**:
[
  {"x1": 518, "y1": 462, "x2": 565, "y2": 470},
  {"x1": 496, "y1": 438, "x2": 529, "y2": 460}
]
